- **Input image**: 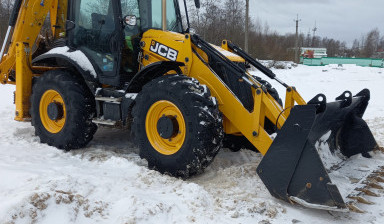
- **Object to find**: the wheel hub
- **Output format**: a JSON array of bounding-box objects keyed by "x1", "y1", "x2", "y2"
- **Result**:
[
  {"x1": 39, "y1": 89, "x2": 66, "y2": 134},
  {"x1": 47, "y1": 102, "x2": 64, "y2": 121},
  {"x1": 157, "y1": 115, "x2": 179, "y2": 139},
  {"x1": 145, "y1": 100, "x2": 186, "y2": 155}
]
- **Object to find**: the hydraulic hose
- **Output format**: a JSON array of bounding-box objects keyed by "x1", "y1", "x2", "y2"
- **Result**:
[{"x1": 226, "y1": 41, "x2": 289, "y2": 88}]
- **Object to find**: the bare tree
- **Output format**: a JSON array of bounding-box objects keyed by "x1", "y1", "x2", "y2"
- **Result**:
[
  {"x1": 0, "y1": 0, "x2": 14, "y2": 44},
  {"x1": 362, "y1": 28, "x2": 380, "y2": 57},
  {"x1": 351, "y1": 39, "x2": 360, "y2": 57}
]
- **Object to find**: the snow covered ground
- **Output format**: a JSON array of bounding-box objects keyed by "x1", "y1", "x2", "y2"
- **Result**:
[{"x1": 0, "y1": 64, "x2": 384, "y2": 224}]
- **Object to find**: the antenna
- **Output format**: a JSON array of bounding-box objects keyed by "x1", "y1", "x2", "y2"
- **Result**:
[{"x1": 312, "y1": 21, "x2": 318, "y2": 37}]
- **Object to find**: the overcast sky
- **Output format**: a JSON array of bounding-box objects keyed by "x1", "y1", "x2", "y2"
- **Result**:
[{"x1": 249, "y1": 0, "x2": 384, "y2": 47}]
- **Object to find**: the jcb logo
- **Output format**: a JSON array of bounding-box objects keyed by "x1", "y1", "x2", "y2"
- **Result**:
[{"x1": 149, "y1": 40, "x2": 179, "y2": 61}]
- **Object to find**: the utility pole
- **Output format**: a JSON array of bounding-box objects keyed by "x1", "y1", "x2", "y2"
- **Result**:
[
  {"x1": 312, "y1": 21, "x2": 317, "y2": 47},
  {"x1": 306, "y1": 29, "x2": 311, "y2": 47},
  {"x1": 245, "y1": 0, "x2": 249, "y2": 52},
  {"x1": 294, "y1": 14, "x2": 301, "y2": 63}
]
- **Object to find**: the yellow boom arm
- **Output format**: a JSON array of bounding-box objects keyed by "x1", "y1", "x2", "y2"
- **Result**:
[{"x1": 0, "y1": 0, "x2": 67, "y2": 120}]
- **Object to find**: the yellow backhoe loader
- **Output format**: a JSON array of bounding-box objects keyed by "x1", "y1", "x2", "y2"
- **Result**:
[{"x1": 1, "y1": 0, "x2": 383, "y2": 213}]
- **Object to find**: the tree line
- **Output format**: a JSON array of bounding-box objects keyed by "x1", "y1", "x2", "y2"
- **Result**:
[
  {"x1": 1, "y1": 0, "x2": 383, "y2": 61},
  {"x1": 187, "y1": 0, "x2": 384, "y2": 60},
  {"x1": 0, "y1": 0, "x2": 12, "y2": 45}
]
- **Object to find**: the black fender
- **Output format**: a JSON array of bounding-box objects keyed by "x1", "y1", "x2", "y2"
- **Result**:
[
  {"x1": 124, "y1": 61, "x2": 185, "y2": 93},
  {"x1": 32, "y1": 52, "x2": 98, "y2": 83}
]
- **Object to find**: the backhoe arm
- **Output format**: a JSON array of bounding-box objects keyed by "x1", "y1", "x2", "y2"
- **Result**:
[
  {"x1": 0, "y1": 0, "x2": 65, "y2": 84},
  {"x1": 0, "y1": 0, "x2": 66, "y2": 120}
]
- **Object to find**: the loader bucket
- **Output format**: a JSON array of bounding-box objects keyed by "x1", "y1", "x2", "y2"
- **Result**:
[{"x1": 257, "y1": 89, "x2": 378, "y2": 211}]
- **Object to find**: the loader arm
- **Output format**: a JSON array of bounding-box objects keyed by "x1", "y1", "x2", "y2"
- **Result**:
[
  {"x1": 141, "y1": 29, "x2": 381, "y2": 211},
  {"x1": 220, "y1": 41, "x2": 380, "y2": 211}
]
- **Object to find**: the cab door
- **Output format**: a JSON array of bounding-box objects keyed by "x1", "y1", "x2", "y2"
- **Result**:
[{"x1": 68, "y1": 0, "x2": 123, "y2": 86}]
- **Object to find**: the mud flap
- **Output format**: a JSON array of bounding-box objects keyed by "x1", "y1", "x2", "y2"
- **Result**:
[{"x1": 257, "y1": 89, "x2": 377, "y2": 211}]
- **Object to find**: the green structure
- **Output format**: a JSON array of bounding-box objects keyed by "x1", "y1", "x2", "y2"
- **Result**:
[{"x1": 302, "y1": 57, "x2": 384, "y2": 68}]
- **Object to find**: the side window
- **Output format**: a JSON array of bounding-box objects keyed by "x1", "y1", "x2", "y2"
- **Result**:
[
  {"x1": 151, "y1": 1, "x2": 162, "y2": 28},
  {"x1": 121, "y1": 0, "x2": 140, "y2": 37},
  {"x1": 121, "y1": 0, "x2": 141, "y2": 75},
  {"x1": 77, "y1": 0, "x2": 114, "y2": 30},
  {"x1": 121, "y1": 0, "x2": 140, "y2": 17},
  {"x1": 73, "y1": 0, "x2": 118, "y2": 74},
  {"x1": 151, "y1": 0, "x2": 179, "y2": 30}
]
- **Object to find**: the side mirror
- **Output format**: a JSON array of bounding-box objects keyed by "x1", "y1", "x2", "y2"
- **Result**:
[
  {"x1": 194, "y1": 0, "x2": 200, "y2": 9},
  {"x1": 124, "y1": 15, "x2": 137, "y2": 26}
]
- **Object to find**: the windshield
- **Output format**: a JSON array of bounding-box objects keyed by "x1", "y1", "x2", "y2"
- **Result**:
[{"x1": 139, "y1": 0, "x2": 183, "y2": 32}]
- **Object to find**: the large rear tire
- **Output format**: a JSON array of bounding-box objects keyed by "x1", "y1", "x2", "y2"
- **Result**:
[
  {"x1": 31, "y1": 70, "x2": 97, "y2": 150},
  {"x1": 132, "y1": 75, "x2": 223, "y2": 178}
]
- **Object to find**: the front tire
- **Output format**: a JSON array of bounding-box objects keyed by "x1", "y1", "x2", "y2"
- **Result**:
[
  {"x1": 132, "y1": 75, "x2": 223, "y2": 178},
  {"x1": 31, "y1": 70, "x2": 97, "y2": 150}
]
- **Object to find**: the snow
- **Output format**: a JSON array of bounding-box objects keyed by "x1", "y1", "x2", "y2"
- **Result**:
[
  {"x1": 211, "y1": 44, "x2": 242, "y2": 59},
  {"x1": 252, "y1": 64, "x2": 384, "y2": 119},
  {"x1": 315, "y1": 131, "x2": 346, "y2": 171},
  {"x1": 44, "y1": 47, "x2": 97, "y2": 78},
  {"x1": 1, "y1": 64, "x2": 384, "y2": 223},
  {"x1": 125, "y1": 93, "x2": 137, "y2": 100}
]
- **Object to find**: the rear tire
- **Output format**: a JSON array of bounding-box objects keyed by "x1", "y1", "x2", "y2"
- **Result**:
[
  {"x1": 132, "y1": 75, "x2": 223, "y2": 178},
  {"x1": 31, "y1": 70, "x2": 97, "y2": 150}
]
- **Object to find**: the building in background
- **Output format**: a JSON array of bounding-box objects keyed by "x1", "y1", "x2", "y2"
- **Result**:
[
  {"x1": 373, "y1": 49, "x2": 384, "y2": 59},
  {"x1": 301, "y1": 48, "x2": 327, "y2": 58}
]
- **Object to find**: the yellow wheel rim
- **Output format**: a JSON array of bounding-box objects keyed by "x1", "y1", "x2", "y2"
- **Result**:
[
  {"x1": 39, "y1": 90, "x2": 66, "y2": 134},
  {"x1": 145, "y1": 100, "x2": 186, "y2": 155}
]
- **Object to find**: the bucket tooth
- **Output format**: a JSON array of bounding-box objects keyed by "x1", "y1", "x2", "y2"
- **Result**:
[
  {"x1": 368, "y1": 174, "x2": 384, "y2": 183},
  {"x1": 373, "y1": 171, "x2": 384, "y2": 176},
  {"x1": 376, "y1": 146, "x2": 384, "y2": 153},
  {"x1": 366, "y1": 182, "x2": 384, "y2": 190},
  {"x1": 367, "y1": 177, "x2": 384, "y2": 184},
  {"x1": 356, "y1": 188, "x2": 380, "y2": 197},
  {"x1": 348, "y1": 196, "x2": 374, "y2": 205},
  {"x1": 347, "y1": 203, "x2": 365, "y2": 213}
]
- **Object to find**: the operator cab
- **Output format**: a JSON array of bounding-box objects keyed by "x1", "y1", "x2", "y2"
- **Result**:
[{"x1": 68, "y1": 0, "x2": 184, "y2": 87}]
